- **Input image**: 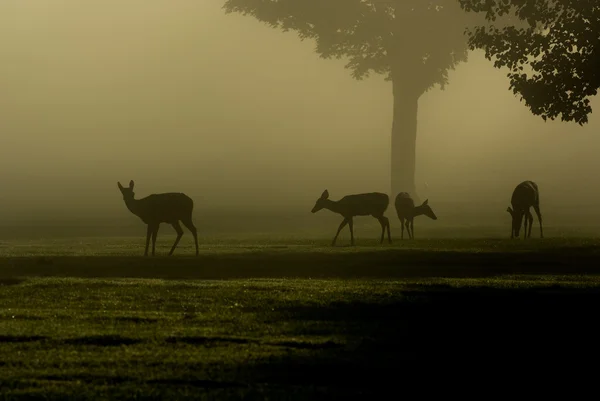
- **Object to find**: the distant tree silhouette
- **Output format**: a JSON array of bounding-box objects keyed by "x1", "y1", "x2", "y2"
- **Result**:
[
  {"x1": 459, "y1": 0, "x2": 599, "y2": 125},
  {"x1": 223, "y1": 0, "x2": 484, "y2": 199}
]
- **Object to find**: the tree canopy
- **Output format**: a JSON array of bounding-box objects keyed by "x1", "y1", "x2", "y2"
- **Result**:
[
  {"x1": 223, "y1": 0, "x2": 478, "y2": 88},
  {"x1": 459, "y1": 0, "x2": 599, "y2": 125}
]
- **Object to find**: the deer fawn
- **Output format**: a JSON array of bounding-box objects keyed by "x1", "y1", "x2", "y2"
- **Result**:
[
  {"x1": 394, "y1": 192, "x2": 437, "y2": 239},
  {"x1": 311, "y1": 189, "x2": 392, "y2": 246},
  {"x1": 506, "y1": 180, "x2": 543, "y2": 239},
  {"x1": 117, "y1": 180, "x2": 200, "y2": 256}
]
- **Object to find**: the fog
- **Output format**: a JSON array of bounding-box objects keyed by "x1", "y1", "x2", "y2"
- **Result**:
[{"x1": 1, "y1": 1, "x2": 599, "y2": 233}]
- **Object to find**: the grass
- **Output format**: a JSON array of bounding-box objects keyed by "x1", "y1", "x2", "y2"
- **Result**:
[{"x1": 1, "y1": 236, "x2": 600, "y2": 398}]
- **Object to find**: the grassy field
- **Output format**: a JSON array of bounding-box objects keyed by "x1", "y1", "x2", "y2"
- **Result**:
[{"x1": 1, "y1": 236, "x2": 600, "y2": 399}]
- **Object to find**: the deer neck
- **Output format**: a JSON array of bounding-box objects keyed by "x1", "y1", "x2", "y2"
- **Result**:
[
  {"x1": 413, "y1": 205, "x2": 427, "y2": 217},
  {"x1": 124, "y1": 197, "x2": 143, "y2": 217},
  {"x1": 322, "y1": 199, "x2": 343, "y2": 215}
]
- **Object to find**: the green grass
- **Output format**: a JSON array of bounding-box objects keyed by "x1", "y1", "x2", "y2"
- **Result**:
[{"x1": 1, "y1": 237, "x2": 600, "y2": 399}]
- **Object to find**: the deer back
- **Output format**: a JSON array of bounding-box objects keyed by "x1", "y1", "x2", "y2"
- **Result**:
[
  {"x1": 511, "y1": 181, "x2": 539, "y2": 210},
  {"x1": 337, "y1": 192, "x2": 389, "y2": 217},
  {"x1": 136, "y1": 193, "x2": 194, "y2": 224},
  {"x1": 395, "y1": 192, "x2": 415, "y2": 218}
]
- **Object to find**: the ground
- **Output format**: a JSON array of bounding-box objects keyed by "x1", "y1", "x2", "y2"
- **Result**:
[{"x1": 1, "y1": 236, "x2": 600, "y2": 399}]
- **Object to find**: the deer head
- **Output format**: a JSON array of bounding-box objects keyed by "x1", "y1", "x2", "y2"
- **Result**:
[
  {"x1": 507, "y1": 206, "x2": 525, "y2": 237},
  {"x1": 420, "y1": 199, "x2": 437, "y2": 220},
  {"x1": 117, "y1": 180, "x2": 135, "y2": 201},
  {"x1": 311, "y1": 190, "x2": 329, "y2": 213}
]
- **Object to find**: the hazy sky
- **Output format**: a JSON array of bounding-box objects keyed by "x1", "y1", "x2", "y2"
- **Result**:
[{"x1": 1, "y1": 1, "x2": 598, "y2": 220}]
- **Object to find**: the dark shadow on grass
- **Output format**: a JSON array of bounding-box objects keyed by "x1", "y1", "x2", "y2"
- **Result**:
[
  {"x1": 62, "y1": 335, "x2": 142, "y2": 346},
  {"x1": 35, "y1": 257, "x2": 54, "y2": 266},
  {"x1": 146, "y1": 378, "x2": 247, "y2": 389},
  {"x1": 0, "y1": 335, "x2": 48, "y2": 343},
  {"x1": 165, "y1": 336, "x2": 254, "y2": 346},
  {"x1": 265, "y1": 340, "x2": 343, "y2": 350},
  {"x1": 113, "y1": 316, "x2": 158, "y2": 324},
  {"x1": 0, "y1": 277, "x2": 27, "y2": 286},
  {"x1": 37, "y1": 374, "x2": 134, "y2": 385},
  {"x1": 237, "y1": 283, "x2": 600, "y2": 393},
  {"x1": 1, "y1": 245, "x2": 600, "y2": 280}
]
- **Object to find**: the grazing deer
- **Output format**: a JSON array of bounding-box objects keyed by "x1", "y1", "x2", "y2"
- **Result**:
[
  {"x1": 311, "y1": 189, "x2": 392, "y2": 246},
  {"x1": 506, "y1": 180, "x2": 543, "y2": 239},
  {"x1": 394, "y1": 192, "x2": 437, "y2": 239},
  {"x1": 117, "y1": 180, "x2": 199, "y2": 256}
]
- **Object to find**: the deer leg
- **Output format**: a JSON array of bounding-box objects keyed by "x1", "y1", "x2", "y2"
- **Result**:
[
  {"x1": 374, "y1": 215, "x2": 385, "y2": 244},
  {"x1": 525, "y1": 209, "x2": 533, "y2": 238},
  {"x1": 400, "y1": 217, "x2": 405, "y2": 239},
  {"x1": 405, "y1": 220, "x2": 412, "y2": 239},
  {"x1": 379, "y1": 217, "x2": 385, "y2": 244},
  {"x1": 375, "y1": 216, "x2": 391, "y2": 244},
  {"x1": 332, "y1": 218, "x2": 349, "y2": 246},
  {"x1": 510, "y1": 214, "x2": 516, "y2": 239},
  {"x1": 410, "y1": 219, "x2": 415, "y2": 239},
  {"x1": 527, "y1": 210, "x2": 534, "y2": 238},
  {"x1": 168, "y1": 221, "x2": 184, "y2": 256},
  {"x1": 144, "y1": 225, "x2": 152, "y2": 256},
  {"x1": 181, "y1": 218, "x2": 199, "y2": 256},
  {"x1": 151, "y1": 224, "x2": 159, "y2": 256},
  {"x1": 533, "y1": 204, "x2": 544, "y2": 238},
  {"x1": 385, "y1": 216, "x2": 392, "y2": 244},
  {"x1": 348, "y1": 217, "x2": 355, "y2": 246},
  {"x1": 522, "y1": 211, "x2": 529, "y2": 239}
]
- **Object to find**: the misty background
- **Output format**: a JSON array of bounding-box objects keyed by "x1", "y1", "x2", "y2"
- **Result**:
[{"x1": 1, "y1": 1, "x2": 599, "y2": 237}]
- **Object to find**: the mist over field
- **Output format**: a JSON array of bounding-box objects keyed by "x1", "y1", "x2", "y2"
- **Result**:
[{"x1": 1, "y1": 1, "x2": 599, "y2": 237}]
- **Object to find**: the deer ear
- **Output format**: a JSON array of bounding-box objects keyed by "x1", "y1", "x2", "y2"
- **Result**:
[
  {"x1": 118, "y1": 182, "x2": 124, "y2": 190},
  {"x1": 506, "y1": 207, "x2": 513, "y2": 214},
  {"x1": 129, "y1": 180, "x2": 134, "y2": 189},
  {"x1": 321, "y1": 190, "x2": 329, "y2": 200},
  {"x1": 422, "y1": 199, "x2": 429, "y2": 206}
]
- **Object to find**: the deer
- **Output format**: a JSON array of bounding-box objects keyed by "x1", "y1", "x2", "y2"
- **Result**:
[
  {"x1": 117, "y1": 180, "x2": 199, "y2": 256},
  {"x1": 311, "y1": 189, "x2": 392, "y2": 246},
  {"x1": 506, "y1": 180, "x2": 543, "y2": 239},
  {"x1": 394, "y1": 192, "x2": 437, "y2": 239}
]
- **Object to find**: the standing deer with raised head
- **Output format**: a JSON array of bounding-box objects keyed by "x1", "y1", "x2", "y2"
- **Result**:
[
  {"x1": 506, "y1": 180, "x2": 543, "y2": 239},
  {"x1": 117, "y1": 180, "x2": 199, "y2": 256},
  {"x1": 394, "y1": 192, "x2": 437, "y2": 239},
  {"x1": 311, "y1": 189, "x2": 392, "y2": 246}
]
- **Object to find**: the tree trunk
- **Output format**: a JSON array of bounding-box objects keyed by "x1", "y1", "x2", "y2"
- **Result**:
[{"x1": 390, "y1": 78, "x2": 421, "y2": 202}]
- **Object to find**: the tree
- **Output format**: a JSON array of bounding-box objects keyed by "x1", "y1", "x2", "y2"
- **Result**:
[
  {"x1": 223, "y1": 0, "x2": 483, "y2": 198},
  {"x1": 458, "y1": 0, "x2": 600, "y2": 125}
]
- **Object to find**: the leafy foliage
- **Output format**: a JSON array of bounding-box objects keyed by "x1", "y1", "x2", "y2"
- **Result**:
[
  {"x1": 223, "y1": 0, "x2": 480, "y2": 93},
  {"x1": 459, "y1": 0, "x2": 600, "y2": 124}
]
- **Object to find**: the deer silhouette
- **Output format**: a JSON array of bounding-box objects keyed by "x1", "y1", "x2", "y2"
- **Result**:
[
  {"x1": 311, "y1": 189, "x2": 392, "y2": 246},
  {"x1": 394, "y1": 192, "x2": 437, "y2": 239},
  {"x1": 506, "y1": 180, "x2": 543, "y2": 239},
  {"x1": 117, "y1": 180, "x2": 199, "y2": 256}
]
